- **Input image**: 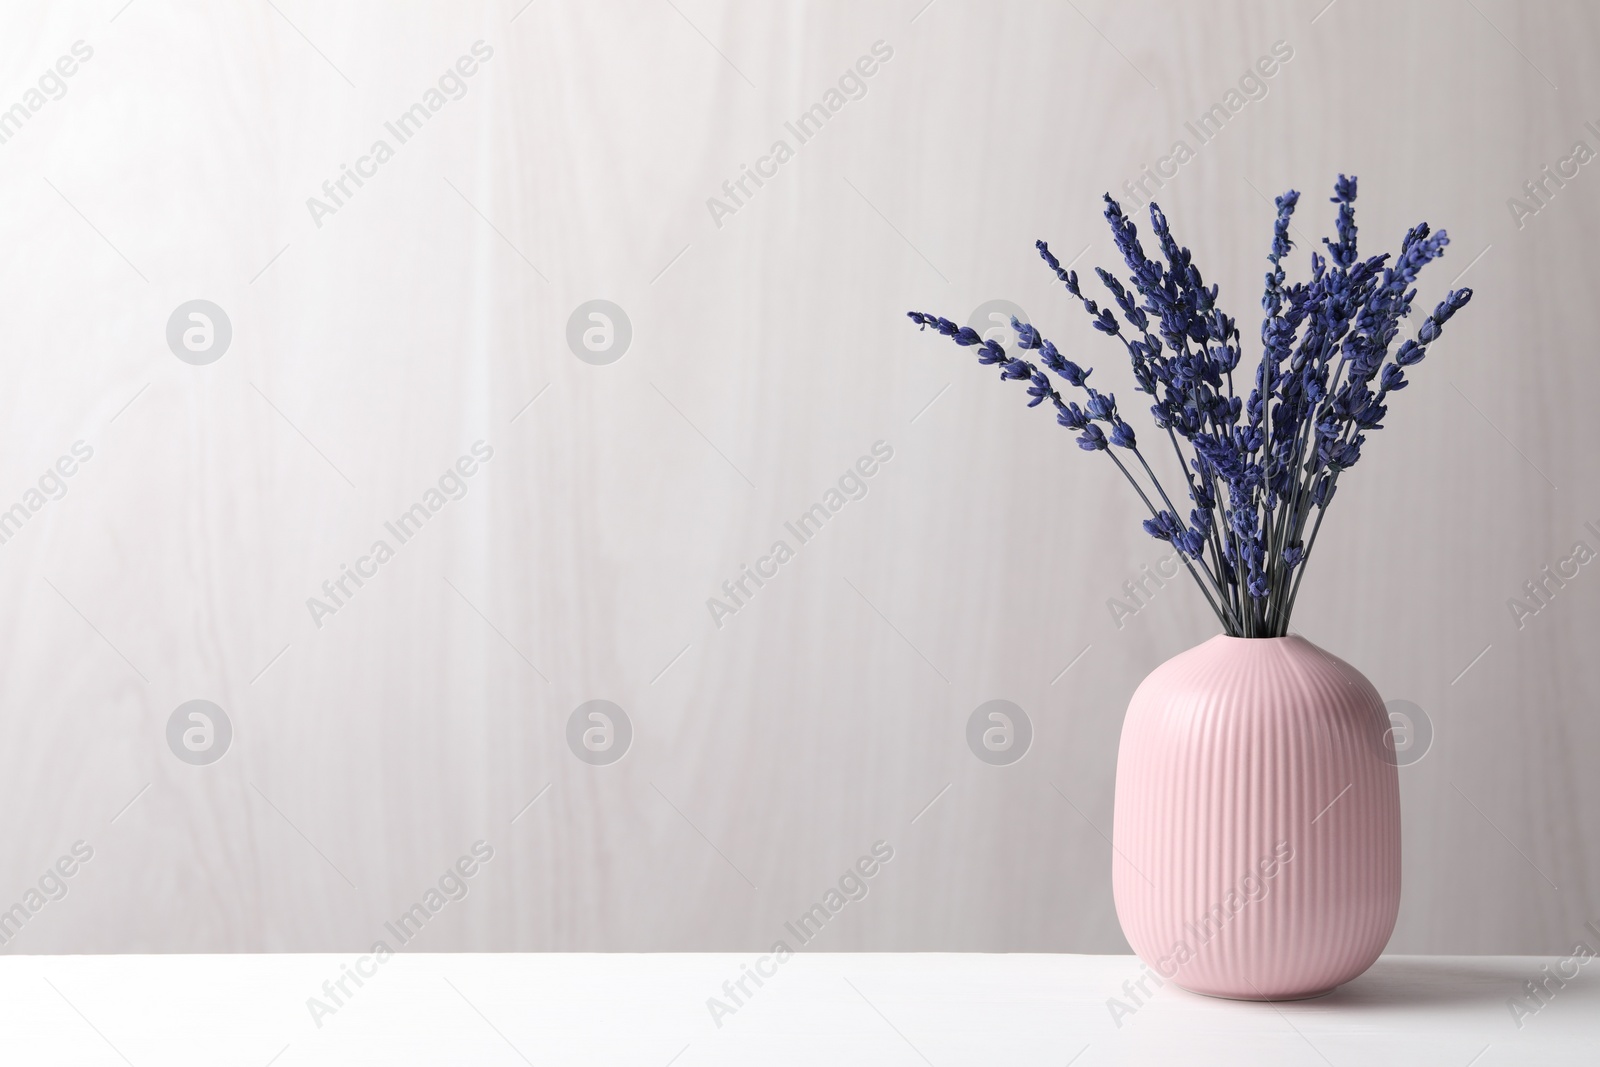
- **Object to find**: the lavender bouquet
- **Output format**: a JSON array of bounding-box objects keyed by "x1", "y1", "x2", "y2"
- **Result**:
[{"x1": 909, "y1": 177, "x2": 1472, "y2": 637}]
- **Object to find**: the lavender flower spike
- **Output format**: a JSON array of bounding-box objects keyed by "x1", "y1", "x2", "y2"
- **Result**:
[{"x1": 908, "y1": 175, "x2": 1474, "y2": 637}]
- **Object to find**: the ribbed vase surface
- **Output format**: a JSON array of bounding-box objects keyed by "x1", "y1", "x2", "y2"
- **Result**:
[{"x1": 1112, "y1": 634, "x2": 1400, "y2": 999}]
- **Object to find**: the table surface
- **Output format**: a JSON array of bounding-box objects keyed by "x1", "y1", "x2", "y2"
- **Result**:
[{"x1": 0, "y1": 953, "x2": 1590, "y2": 1065}]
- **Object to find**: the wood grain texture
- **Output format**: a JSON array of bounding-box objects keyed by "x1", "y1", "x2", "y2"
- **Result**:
[{"x1": 0, "y1": 0, "x2": 1593, "y2": 954}]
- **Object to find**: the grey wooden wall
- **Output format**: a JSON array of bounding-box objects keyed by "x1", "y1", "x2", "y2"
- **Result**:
[{"x1": 0, "y1": 0, "x2": 1594, "y2": 955}]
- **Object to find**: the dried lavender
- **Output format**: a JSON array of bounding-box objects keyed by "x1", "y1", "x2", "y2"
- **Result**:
[{"x1": 908, "y1": 176, "x2": 1472, "y2": 637}]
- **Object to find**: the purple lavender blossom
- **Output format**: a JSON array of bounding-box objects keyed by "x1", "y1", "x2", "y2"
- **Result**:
[{"x1": 908, "y1": 176, "x2": 1474, "y2": 636}]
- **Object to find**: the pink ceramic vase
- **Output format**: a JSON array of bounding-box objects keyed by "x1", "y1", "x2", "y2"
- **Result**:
[{"x1": 1112, "y1": 634, "x2": 1400, "y2": 1000}]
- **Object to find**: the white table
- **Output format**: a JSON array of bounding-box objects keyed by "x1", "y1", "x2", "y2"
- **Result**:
[{"x1": 0, "y1": 953, "x2": 1590, "y2": 1065}]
